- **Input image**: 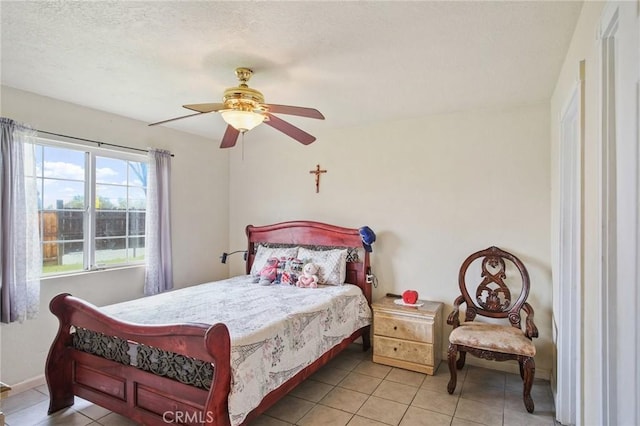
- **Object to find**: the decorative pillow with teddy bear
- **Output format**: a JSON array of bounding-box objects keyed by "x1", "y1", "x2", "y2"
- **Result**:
[
  {"x1": 250, "y1": 245, "x2": 298, "y2": 276},
  {"x1": 297, "y1": 247, "x2": 348, "y2": 285},
  {"x1": 281, "y1": 258, "x2": 304, "y2": 285},
  {"x1": 296, "y1": 262, "x2": 319, "y2": 288},
  {"x1": 257, "y1": 257, "x2": 280, "y2": 285},
  {"x1": 255, "y1": 256, "x2": 305, "y2": 286}
]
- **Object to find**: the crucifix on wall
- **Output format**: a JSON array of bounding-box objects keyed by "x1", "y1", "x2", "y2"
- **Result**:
[{"x1": 309, "y1": 164, "x2": 327, "y2": 193}]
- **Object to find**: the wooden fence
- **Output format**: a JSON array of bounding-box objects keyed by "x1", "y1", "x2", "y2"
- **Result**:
[{"x1": 40, "y1": 210, "x2": 145, "y2": 266}]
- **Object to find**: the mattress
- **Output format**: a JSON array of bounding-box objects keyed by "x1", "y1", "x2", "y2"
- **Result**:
[{"x1": 89, "y1": 275, "x2": 372, "y2": 425}]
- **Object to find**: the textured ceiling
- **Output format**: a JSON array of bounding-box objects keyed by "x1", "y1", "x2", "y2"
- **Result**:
[{"x1": 1, "y1": 1, "x2": 583, "y2": 141}]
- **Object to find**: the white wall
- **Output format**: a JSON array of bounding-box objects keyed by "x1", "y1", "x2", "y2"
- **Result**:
[
  {"x1": 228, "y1": 103, "x2": 553, "y2": 376},
  {"x1": 0, "y1": 86, "x2": 230, "y2": 386}
]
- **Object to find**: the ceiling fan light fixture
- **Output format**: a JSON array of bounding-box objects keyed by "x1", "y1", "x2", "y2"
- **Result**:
[
  {"x1": 149, "y1": 67, "x2": 324, "y2": 148},
  {"x1": 220, "y1": 110, "x2": 265, "y2": 132}
]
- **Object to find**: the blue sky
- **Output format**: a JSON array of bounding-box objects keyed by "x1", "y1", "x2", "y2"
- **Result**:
[{"x1": 34, "y1": 144, "x2": 145, "y2": 209}]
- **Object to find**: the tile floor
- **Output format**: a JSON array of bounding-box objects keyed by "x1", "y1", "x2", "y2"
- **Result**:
[{"x1": 1, "y1": 345, "x2": 556, "y2": 426}]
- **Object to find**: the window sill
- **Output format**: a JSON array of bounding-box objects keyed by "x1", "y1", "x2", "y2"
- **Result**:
[{"x1": 41, "y1": 263, "x2": 145, "y2": 281}]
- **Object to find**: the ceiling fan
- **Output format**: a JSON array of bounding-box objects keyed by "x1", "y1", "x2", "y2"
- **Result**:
[{"x1": 149, "y1": 67, "x2": 325, "y2": 148}]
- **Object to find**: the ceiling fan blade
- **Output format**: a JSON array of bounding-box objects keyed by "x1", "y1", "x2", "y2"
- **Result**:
[
  {"x1": 264, "y1": 113, "x2": 316, "y2": 145},
  {"x1": 265, "y1": 104, "x2": 325, "y2": 120},
  {"x1": 183, "y1": 103, "x2": 226, "y2": 113},
  {"x1": 149, "y1": 111, "x2": 210, "y2": 126},
  {"x1": 220, "y1": 125, "x2": 240, "y2": 148}
]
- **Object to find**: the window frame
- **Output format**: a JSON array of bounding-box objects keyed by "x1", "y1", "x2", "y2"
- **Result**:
[{"x1": 32, "y1": 135, "x2": 148, "y2": 276}]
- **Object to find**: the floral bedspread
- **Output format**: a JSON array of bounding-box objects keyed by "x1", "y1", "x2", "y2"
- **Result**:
[{"x1": 99, "y1": 275, "x2": 372, "y2": 425}]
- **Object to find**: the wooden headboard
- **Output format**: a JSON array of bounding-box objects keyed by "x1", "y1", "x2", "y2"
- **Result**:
[{"x1": 245, "y1": 221, "x2": 372, "y2": 303}]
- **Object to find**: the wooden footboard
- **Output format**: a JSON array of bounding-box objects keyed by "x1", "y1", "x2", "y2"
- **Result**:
[
  {"x1": 46, "y1": 293, "x2": 370, "y2": 426},
  {"x1": 46, "y1": 293, "x2": 232, "y2": 426}
]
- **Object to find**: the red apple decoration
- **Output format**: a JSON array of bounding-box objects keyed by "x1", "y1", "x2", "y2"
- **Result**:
[{"x1": 402, "y1": 290, "x2": 419, "y2": 305}]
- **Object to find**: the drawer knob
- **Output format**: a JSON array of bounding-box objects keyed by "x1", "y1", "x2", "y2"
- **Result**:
[
  {"x1": 393, "y1": 326, "x2": 397, "y2": 330},
  {"x1": 394, "y1": 347, "x2": 397, "y2": 351}
]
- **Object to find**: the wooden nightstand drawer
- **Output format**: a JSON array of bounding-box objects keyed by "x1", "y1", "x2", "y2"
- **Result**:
[
  {"x1": 371, "y1": 296, "x2": 443, "y2": 375},
  {"x1": 374, "y1": 313, "x2": 433, "y2": 343},
  {"x1": 374, "y1": 335, "x2": 434, "y2": 365}
]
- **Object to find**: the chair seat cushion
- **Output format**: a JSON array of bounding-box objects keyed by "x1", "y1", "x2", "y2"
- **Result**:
[{"x1": 449, "y1": 322, "x2": 536, "y2": 357}]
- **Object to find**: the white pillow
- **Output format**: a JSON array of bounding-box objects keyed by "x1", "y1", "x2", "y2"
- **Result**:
[
  {"x1": 250, "y1": 245, "x2": 299, "y2": 276},
  {"x1": 297, "y1": 247, "x2": 348, "y2": 285}
]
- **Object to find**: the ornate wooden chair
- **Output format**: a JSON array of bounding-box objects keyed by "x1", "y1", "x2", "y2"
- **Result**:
[{"x1": 446, "y1": 246, "x2": 538, "y2": 413}]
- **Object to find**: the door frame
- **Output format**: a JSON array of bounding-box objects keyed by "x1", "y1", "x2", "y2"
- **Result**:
[
  {"x1": 556, "y1": 70, "x2": 583, "y2": 426},
  {"x1": 597, "y1": 2, "x2": 639, "y2": 425}
]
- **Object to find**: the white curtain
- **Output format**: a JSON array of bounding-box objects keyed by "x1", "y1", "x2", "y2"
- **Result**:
[
  {"x1": 0, "y1": 117, "x2": 41, "y2": 323},
  {"x1": 144, "y1": 148, "x2": 173, "y2": 295}
]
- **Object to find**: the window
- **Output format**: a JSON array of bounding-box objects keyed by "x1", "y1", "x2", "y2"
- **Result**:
[{"x1": 31, "y1": 137, "x2": 147, "y2": 275}]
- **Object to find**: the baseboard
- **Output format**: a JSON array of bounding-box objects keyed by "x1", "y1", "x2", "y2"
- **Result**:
[
  {"x1": 0, "y1": 383, "x2": 10, "y2": 396},
  {"x1": 441, "y1": 351, "x2": 551, "y2": 381},
  {"x1": 0, "y1": 375, "x2": 45, "y2": 399}
]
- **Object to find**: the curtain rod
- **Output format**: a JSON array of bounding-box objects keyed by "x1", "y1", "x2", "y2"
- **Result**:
[{"x1": 36, "y1": 129, "x2": 175, "y2": 157}]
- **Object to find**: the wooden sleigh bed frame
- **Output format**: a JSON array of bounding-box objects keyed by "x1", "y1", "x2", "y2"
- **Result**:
[{"x1": 46, "y1": 221, "x2": 372, "y2": 426}]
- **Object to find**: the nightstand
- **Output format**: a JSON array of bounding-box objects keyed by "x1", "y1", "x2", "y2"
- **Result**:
[{"x1": 372, "y1": 296, "x2": 443, "y2": 375}]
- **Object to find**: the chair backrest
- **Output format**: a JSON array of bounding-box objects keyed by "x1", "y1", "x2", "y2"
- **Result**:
[{"x1": 458, "y1": 246, "x2": 530, "y2": 329}]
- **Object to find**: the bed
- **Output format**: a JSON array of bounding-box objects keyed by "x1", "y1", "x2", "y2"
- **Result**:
[{"x1": 46, "y1": 221, "x2": 373, "y2": 426}]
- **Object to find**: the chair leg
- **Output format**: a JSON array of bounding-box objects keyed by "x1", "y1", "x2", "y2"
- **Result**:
[
  {"x1": 521, "y1": 356, "x2": 535, "y2": 413},
  {"x1": 456, "y1": 350, "x2": 466, "y2": 369},
  {"x1": 519, "y1": 359, "x2": 525, "y2": 379},
  {"x1": 447, "y1": 344, "x2": 458, "y2": 394}
]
